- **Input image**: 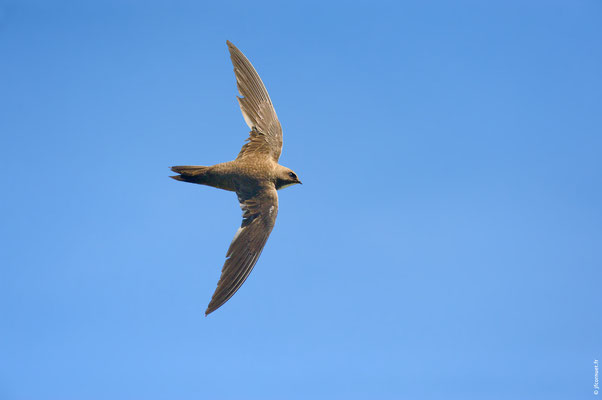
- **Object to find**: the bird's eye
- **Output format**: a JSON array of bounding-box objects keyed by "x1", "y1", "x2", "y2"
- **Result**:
[{"x1": 289, "y1": 172, "x2": 296, "y2": 179}]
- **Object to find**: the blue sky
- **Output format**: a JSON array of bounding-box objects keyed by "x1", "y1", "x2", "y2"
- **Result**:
[{"x1": 1, "y1": 1, "x2": 601, "y2": 399}]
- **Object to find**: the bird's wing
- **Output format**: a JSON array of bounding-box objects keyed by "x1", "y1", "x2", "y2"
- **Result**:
[
  {"x1": 227, "y1": 40, "x2": 283, "y2": 162},
  {"x1": 205, "y1": 186, "x2": 279, "y2": 315}
]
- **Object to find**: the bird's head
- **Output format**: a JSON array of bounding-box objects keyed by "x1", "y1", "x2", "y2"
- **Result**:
[{"x1": 275, "y1": 167, "x2": 302, "y2": 190}]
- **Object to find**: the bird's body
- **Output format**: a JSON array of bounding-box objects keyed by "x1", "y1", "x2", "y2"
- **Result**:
[
  {"x1": 172, "y1": 160, "x2": 297, "y2": 192},
  {"x1": 171, "y1": 41, "x2": 301, "y2": 316}
]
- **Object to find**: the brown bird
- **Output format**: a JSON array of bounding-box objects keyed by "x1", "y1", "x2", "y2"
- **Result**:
[{"x1": 170, "y1": 41, "x2": 301, "y2": 316}]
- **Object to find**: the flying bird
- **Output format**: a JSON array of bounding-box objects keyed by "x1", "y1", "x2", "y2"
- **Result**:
[{"x1": 170, "y1": 41, "x2": 301, "y2": 316}]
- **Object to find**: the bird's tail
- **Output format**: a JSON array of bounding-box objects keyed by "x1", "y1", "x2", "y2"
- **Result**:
[{"x1": 170, "y1": 165, "x2": 210, "y2": 184}]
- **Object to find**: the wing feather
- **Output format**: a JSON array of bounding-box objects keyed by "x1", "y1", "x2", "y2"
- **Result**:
[
  {"x1": 205, "y1": 187, "x2": 279, "y2": 315},
  {"x1": 227, "y1": 40, "x2": 283, "y2": 162}
]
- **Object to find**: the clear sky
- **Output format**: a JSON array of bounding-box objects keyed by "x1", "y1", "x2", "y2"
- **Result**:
[{"x1": 1, "y1": 1, "x2": 601, "y2": 399}]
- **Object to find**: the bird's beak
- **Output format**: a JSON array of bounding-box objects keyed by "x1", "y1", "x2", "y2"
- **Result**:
[{"x1": 298, "y1": 180, "x2": 302, "y2": 185}]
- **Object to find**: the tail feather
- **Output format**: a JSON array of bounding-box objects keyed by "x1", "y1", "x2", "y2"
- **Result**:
[
  {"x1": 170, "y1": 165, "x2": 209, "y2": 184},
  {"x1": 171, "y1": 165, "x2": 208, "y2": 175}
]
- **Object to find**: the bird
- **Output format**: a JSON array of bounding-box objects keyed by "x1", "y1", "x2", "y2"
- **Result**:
[{"x1": 170, "y1": 41, "x2": 301, "y2": 316}]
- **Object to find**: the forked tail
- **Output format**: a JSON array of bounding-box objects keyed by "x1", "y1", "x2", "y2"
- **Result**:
[{"x1": 170, "y1": 165, "x2": 210, "y2": 184}]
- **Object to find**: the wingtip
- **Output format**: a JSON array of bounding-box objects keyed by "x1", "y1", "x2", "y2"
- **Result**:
[{"x1": 205, "y1": 299, "x2": 223, "y2": 316}]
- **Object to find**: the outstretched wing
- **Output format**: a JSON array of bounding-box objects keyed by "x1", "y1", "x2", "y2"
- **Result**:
[
  {"x1": 227, "y1": 40, "x2": 283, "y2": 162},
  {"x1": 205, "y1": 187, "x2": 279, "y2": 315}
]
